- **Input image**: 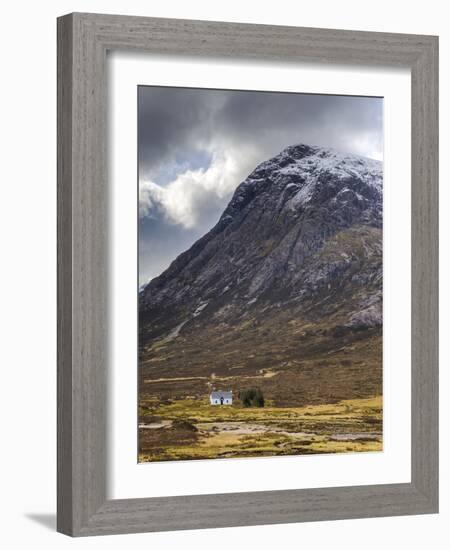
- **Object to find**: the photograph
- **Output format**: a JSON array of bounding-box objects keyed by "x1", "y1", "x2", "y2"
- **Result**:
[{"x1": 138, "y1": 86, "x2": 384, "y2": 462}]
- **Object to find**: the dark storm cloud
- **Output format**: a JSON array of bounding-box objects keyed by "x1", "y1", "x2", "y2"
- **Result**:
[
  {"x1": 216, "y1": 91, "x2": 382, "y2": 155},
  {"x1": 138, "y1": 87, "x2": 226, "y2": 180},
  {"x1": 139, "y1": 86, "x2": 382, "y2": 179}
]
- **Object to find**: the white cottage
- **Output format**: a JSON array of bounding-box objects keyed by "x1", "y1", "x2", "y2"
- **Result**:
[{"x1": 209, "y1": 390, "x2": 233, "y2": 405}]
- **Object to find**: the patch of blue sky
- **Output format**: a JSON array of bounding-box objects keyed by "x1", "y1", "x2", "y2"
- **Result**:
[{"x1": 152, "y1": 149, "x2": 212, "y2": 186}]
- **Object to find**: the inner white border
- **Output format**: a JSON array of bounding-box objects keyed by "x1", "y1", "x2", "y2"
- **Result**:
[{"x1": 107, "y1": 51, "x2": 411, "y2": 500}]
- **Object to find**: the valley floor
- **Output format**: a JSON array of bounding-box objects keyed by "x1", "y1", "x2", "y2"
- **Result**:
[{"x1": 138, "y1": 395, "x2": 382, "y2": 462}]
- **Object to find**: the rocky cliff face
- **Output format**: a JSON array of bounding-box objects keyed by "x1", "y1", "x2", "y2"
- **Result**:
[{"x1": 140, "y1": 144, "x2": 382, "y2": 345}]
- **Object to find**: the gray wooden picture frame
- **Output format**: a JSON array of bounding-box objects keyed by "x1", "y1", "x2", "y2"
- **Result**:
[{"x1": 57, "y1": 12, "x2": 439, "y2": 537}]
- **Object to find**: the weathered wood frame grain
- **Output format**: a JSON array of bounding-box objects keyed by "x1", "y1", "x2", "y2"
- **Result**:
[{"x1": 57, "y1": 12, "x2": 439, "y2": 537}]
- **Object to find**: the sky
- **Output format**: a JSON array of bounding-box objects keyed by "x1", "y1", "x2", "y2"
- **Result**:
[{"x1": 138, "y1": 86, "x2": 383, "y2": 286}]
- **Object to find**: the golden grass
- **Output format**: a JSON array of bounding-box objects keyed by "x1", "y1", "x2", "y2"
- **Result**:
[
  {"x1": 139, "y1": 396, "x2": 382, "y2": 462},
  {"x1": 141, "y1": 396, "x2": 381, "y2": 422}
]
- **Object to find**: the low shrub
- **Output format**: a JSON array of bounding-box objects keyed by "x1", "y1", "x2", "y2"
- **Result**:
[{"x1": 238, "y1": 388, "x2": 265, "y2": 407}]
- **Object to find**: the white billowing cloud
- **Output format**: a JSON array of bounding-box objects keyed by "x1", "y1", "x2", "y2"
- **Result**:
[
  {"x1": 139, "y1": 143, "x2": 262, "y2": 229},
  {"x1": 345, "y1": 132, "x2": 383, "y2": 161},
  {"x1": 139, "y1": 181, "x2": 161, "y2": 219}
]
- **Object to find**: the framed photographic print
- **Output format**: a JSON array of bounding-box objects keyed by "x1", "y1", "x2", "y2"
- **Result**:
[
  {"x1": 57, "y1": 13, "x2": 438, "y2": 536},
  {"x1": 137, "y1": 86, "x2": 384, "y2": 463}
]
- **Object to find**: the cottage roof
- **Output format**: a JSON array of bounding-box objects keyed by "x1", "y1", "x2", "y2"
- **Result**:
[{"x1": 210, "y1": 391, "x2": 233, "y2": 399}]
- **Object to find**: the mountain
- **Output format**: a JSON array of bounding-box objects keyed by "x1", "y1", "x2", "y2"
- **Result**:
[{"x1": 139, "y1": 144, "x2": 382, "y2": 408}]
